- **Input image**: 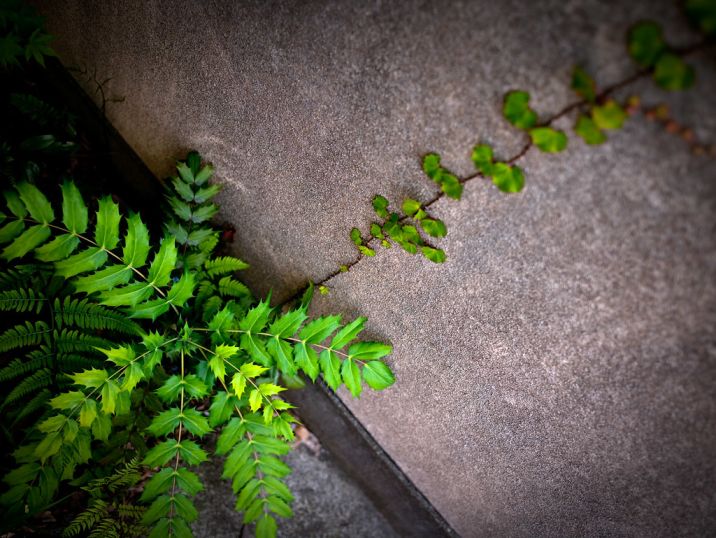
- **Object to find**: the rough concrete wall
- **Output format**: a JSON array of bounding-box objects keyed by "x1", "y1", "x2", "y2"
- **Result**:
[{"x1": 36, "y1": 0, "x2": 716, "y2": 536}]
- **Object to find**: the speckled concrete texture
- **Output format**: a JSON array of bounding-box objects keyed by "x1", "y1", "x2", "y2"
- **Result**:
[
  {"x1": 192, "y1": 442, "x2": 397, "y2": 538},
  {"x1": 36, "y1": 0, "x2": 716, "y2": 536}
]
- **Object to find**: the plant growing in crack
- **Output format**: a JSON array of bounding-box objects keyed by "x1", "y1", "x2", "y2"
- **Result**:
[{"x1": 340, "y1": 2, "x2": 714, "y2": 274}]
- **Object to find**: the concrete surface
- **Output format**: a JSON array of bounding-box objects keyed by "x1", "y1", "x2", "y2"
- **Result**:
[
  {"x1": 192, "y1": 438, "x2": 397, "y2": 538},
  {"x1": 36, "y1": 0, "x2": 716, "y2": 536}
]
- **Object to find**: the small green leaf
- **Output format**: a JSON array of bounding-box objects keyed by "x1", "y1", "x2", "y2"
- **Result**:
[
  {"x1": 34, "y1": 234, "x2": 80, "y2": 262},
  {"x1": 341, "y1": 359, "x2": 361, "y2": 398},
  {"x1": 123, "y1": 213, "x2": 150, "y2": 268},
  {"x1": 319, "y1": 349, "x2": 342, "y2": 390},
  {"x1": 231, "y1": 372, "x2": 247, "y2": 399},
  {"x1": 294, "y1": 342, "x2": 319, "y2": 381},
  {"x1": 420, "y1": 218, "x2": 447, "y2": 238},
  {"x1": 256, "y1": 514, "x2": 278, "y2": 538},
  {"x1": 422, "y1": 153, "x2": 442, "y2": 181},
  {"x1": 421, "y1": 246, "x2": 446, "y2": 263},
  {"x1": 628, "y1": 21, "x2": 666, "y2": 67},
  {"x1": 350, "y1": 227, "x2": 362, "y2": 246},
  {"x1": 653, "y1": 53, "x2": 695, "y2": 91},
  {"x1": 299, "y1": 315, "x2": 342, "y2": 344},
  {"x1": 402, "y1": 198, "x2": 421, "y2": 217},
  {"x1": 370, "y1": 223, "x2": 384, "y2": 239},
  {"x1": 491, "y1": 163, "x2": 525, "y2": 193},
  {"x1": 2, "y1": 225, "x2": 50, "y2": 260},
  {"x1": 240, "y1": 363, "x2": 268, "y2": 378},
  {"x1": 61, "y1": 181, "x2": 88, "y2": 234},
  {"x1": 50, "y1": 391, "x2": 85, "y2": 410},
  {"x1": 249, "y1": 389, "x2": 262, "y2": 412},
  {"x1": 372, "y1": 195, "x2": 389, "y2": 218},
  {"x1": 79, "y1": 399, "x2": 97, "y2": 428},
  {"x1": 686, "y1": 0, "x2": 716, "y2": 36},
  {"x1": 348, "y1": 342, "x2": 392, "y2": 360},
  {"x1": 571, "y1": 66, "x2": 596, "y2": 103},
  {"x1": 358, "y1": 245, "x2": 376, "y2": 257},
  {"x1": 362, "y1": 361, "x2": 396, "y2": 390},
  {"x1": 71, "y1": 368, "x2": 108, "y2": 388},
  {"x1": 147, "y1": 408, "x2": 182, "y2": 437},
  {"x1": 330, "y1": 317, "x2": 367, "y2": 349},
  {"x1": 147, "y1": 237, "x2": 177, "y2": 287},
  {"x1": 15, "y1": 182, "x2": 54, "y2": 224},
  {"x1": 574, "y1": 115, "x2": 607, "y2": 145},
  {"x1": 471, "y1": 144, "x2": 494, "y2": 175},
  {"x1": 529, "y1": 127, "x2": 568, "y2": 153},
  {"x1": 592, "y1": 100, "x2": 627, "y2": 130},
  {"x1": 439, "y1": 173, "x2": 463, "y2": 200},
  {"x1": 94, "y1": 197, "x2": 121, "y2": 250},
  {"x1": 503, "y1": 90, "x2": 537, "y2": 130}
]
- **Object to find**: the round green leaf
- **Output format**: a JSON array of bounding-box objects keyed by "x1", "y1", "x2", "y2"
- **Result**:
[
  {"x1": 529, "y1": 127, "x2": 568, "y2": 153},
  {"x1": 491, "y1": 163, "x2": 525, "y2": 193},
  {"x1": 503, "y1": 90, "x2": 537, "y2": 130},
  {"x1": 574, "y1": 115, "x2": 607, "y2": 145},
  {"x1": 653, "y1": 53, "x2": 695, "y2": 91},
  {"x1": 592, "y1": 100, "x2": 626, "y2": 130},
  {"x1": 628, "y1": 21, "x2": 666, "y2": 67}
]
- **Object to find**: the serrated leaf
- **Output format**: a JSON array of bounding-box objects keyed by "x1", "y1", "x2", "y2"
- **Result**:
[
  {"x1": 0, "y1": 220, "x2": 24, "y2": 244},
  {"x1": 298, "y1": 315, "x2": 342, "y2": 344},
  {"x1": 74, "y1": 264, "x2": 132, "y2": 294},
  {"x1": 101, "y1": 282, "x2": 153, "y2": 307},
  {"x1": 49, "y1": 391, "x2": 84, "y2": 410},
  {"x1": 330, "y1": 317, "x2": 366, "y2": 349},
  {"x1": 217, "y1": 418, "x2": 246, "y2": 455},
  {"x1": 123, "y1": 213, "x2": 150, "y2": 267},
  {"x1": 181, "y1": 408, "x2": 211, "y2": 437},
  {"x1": 268, "y1": 309, "x2": 307, "y2": 338},
  {"x1": 34, "y1": 234, "x2": 80, "y2": 262},
  {"x1": 166, "y1": 272, "x2": 196, "y2": 307},
  {"x1": 71, "y1": 368, "x2": 108, "y2": 388},
  {"x1": 94, "y1": 197, "x2": 121, "y2": 250},
  {"x1": 147, "y1": 237, "x2": 177, "y2": 287},
  {"x1": 61, "y1": 181, "x2": 88, "y2": 233},
  {"x1": 319, "y1": 349, "x2": 342, "y2": 390},
  {"x1": 178, "y1": 440, "x2": 207, "y2": 465},
  {"x1": 79, "y1": 399, "x2": 97, "y2": 428},
  {"x1": 341, "y1": 359, "x2": 361, "y2": 398},
  {"x1": 140, "y1": 468, "x2": 174, "y2": 502},
  {"x1": 267, "y1": 337, "x2": 296, "y2": 376},
  {"x1": 348, "y1": 341, "x2": 392, "y2": 360},
  {"x1": 100, "y1": 379, "x2": 120, "y2": 414},
  {"x1": 249, "y1": 389, "x2": 262, "y2": 412},
  {"x1": 362, "y1": 360, "x2": 396, "y2": 390},
  {"x1": 529, "y1": 127, "x2": 568, "y2": 153},
  {"x1": 2, "y1": 225, "x2": 50, "y2": 260},
  {"x1": 15, "y1": 182, "x2": 54, "y2": 224},
  {"x1": 55, "y1": 247, "x2": 107, "y2": 277},
  {"x1": 91, "y1": 413, "x2": 112, "y2": 441},
  {"x1": 503, "y1": 90, "x2": 537, "y2": 130},
  {"x1": 239, "y1": 299, "x2": 271, "y2": 333}
]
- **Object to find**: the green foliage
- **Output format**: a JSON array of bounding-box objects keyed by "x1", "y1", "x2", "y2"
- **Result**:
[
  {"x1": 529, "y1": 127, "x2": 568, "y2": 153},
  {"x1": 0, "y1": 152, "x2": 395, "y2": 538},
  {"x1": 503, "y1": 90, "x2": 537, "y2": 130},
  {"x1": 471, "y1": 143, "x2": 525, "y2": 193},
  {"x1": 571, "y1": 66, "x2": 596, "y2": 103},
  {"x1": 421, "y1": 153, "x2": 463, "y2": 200},
  {"x1": 686, "y1": 0, "x2": 716, "y2": 36},
  {"x1": 574, "y1": 115, "x2": 607, "y2": 145},
  {"x1": 0, "y1": 0, "x2": 56, "y2": 67},
  {"x1": 627, "y1": 20, "x2": 696, "y2": 91}
]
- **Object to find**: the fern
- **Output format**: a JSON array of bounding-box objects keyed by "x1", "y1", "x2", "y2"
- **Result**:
[
  {"x1": 0, "y1": 152, "x2": 396, "y2": 538},
  {"x1": 0, "y1": 288, "x2": 46, "y2": 313}
]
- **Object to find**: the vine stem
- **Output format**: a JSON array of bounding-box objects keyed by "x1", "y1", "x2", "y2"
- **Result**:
[{"x1": 278, "y1": 39, "x2": 710, "y2": 305}]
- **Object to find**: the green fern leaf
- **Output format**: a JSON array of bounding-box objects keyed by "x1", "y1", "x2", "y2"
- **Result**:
[
  {"x1": 218, "y1": 276, "x2": 250, "y2": 298},
  {"x1": 61, "y1": 181, "x2": 88, "y2": 234},
  {"x1": 0, "y1": 320, "x2": 49, "y2": 352},
  {"x1": 122, "y1": 213, "x2": 150, "y2": 268},
  {"x1": 94, "y1": 197, "x2": 121, "y2": 250},
  {"x1": 0, "y1": 288, "x2": 46, "y2": 313},
  {"x1": 2, "y1": 368, "x2": 52, "y2": 409},
  {"x1": 204, "y1": 256, "x2": 249, "y2": 277},
  {"x1": 34, "y1": 234, "x2": 80, "y2": 262},
  {"x1": 74, "y1": 264, "x2": 133, "y2": 294},
  {"x1": 15, "y1": 181, "x2": 54, "y2": 224},
  {"x1": 54, "y1": 297, "x2": 142, "y2": 335},
  {"x1": 55, "y1": 247, "x2": 108, "y2": 278}
]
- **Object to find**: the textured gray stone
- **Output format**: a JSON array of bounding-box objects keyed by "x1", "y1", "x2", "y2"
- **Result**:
[{"x1": 35, "y1": 0, "x2": 716, "y2": 536}]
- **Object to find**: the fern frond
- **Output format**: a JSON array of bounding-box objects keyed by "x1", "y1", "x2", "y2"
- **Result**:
[
  {"x1": 204, "y1": 256, "x2": 249, "y2": 277},
  {"x1": 1, "y1": 368, "x2": 52, "y2": 409},
  {"x1": 0, "y1": 321, "x2": 50, "y2": 352},
  {"x1": 88, "y1": 518, "x2": 119, "y2": 538},
  {"x1": 55, "y1": 330, "x2": 113, "y2": 353},
  {"x1": 11, "y1": 388, "x2": 51, "y2": 424},
  {"x1": 10, "y1": 93, "x2": 68, "y2": 127},
  {"x1": 54, "y1": 297, "x2": 142, "y2": 335},
  {"x1": 218, "y1": 276, "x2": 250, "y2": 298},
  {"x1": 63, "y1": 499, "x2": 109, "y2": 537},
  {"x1": 0, "y1": 288, "x2": 47, "y2": 313}
]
